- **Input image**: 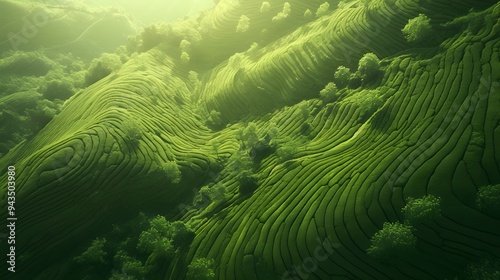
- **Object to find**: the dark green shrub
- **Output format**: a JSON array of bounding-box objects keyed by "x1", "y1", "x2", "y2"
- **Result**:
[
  {"x1": 357, "y1": 53, "x2": 380, "y2": 81},
  {"x1": 0, "y1": 51, "x2": 53, "y2": 76},
  {"x1": 402, "y1": 195, "x2": 441, "y2": 226},
  {"x1": 334, "y1": 66, "x2": 351, "y2": 88},
  {"x1": 276, "y1": 139, "x2": 300, "y2": 163},
  {"x1": 25, "y1": 99, "x2": 62, "y2": 130},
  {"x1": 207, "y1": 110, "x2": 223, "y2": 129},
  {"x1": 122, "y1": 119, "x2": 142, "y2": 147},
  {"x1": 402, "y1": 14, "x2": 432, "y2": 43},
  {"x1": 84, "y1": 53, "x2": 122, "y2": 86},
  {"x1": 199, "y1": 184, "x2": 226, "y2": 204},
  {"x1": 42, "y1": 79, "x2": 74, "y2": 100},
  {"x1": 161, "y1": 160, "x2": 181, "y2": 184},
  {"x1": 139, "y1": 24, "x2": 170, "y2": 53},
  {"x1": 186, "y1": 258, "x2": 215, "y2": 280},
  {"x1": 237, "y1": 122, "x2": 259, "y2": 150},
  {"x1": 239, "y1": 172, "x2": 259, "y2": 195},
  {"x1": 74, "y1": 238, "x2": 107, "y2": 265},
  {"x1": 112, "y1": 251, "x2": 146, "y2": 280},
  {"x1": 476, "y1": 184, "x2": 500, "y2": 218},
  {"x1": 367, "y1": 222, "x2": 417, "y2": 263},
  {"x1": 169, "y1": 221, "x2": 195, "y2": 248},
  {"x1": 320, "y1": 82, "x2": 338, "y2": 103},
  {"x1": 137, "y1": 216, "x2": 174, "y2": 257}
]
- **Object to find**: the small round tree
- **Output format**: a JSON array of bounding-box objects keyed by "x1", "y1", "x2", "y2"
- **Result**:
[
  {"x1": 402, "y1": 195, "x2": 441, "y2": 226},
  {"x1": 186, "y1": 258, "x2": 216, "y2": 280},
  {"x1": 320, "y1": 82, "x2": 338, "y2": 103},
  {"x1": 357, "y1": 53, "x2": 380, "y2": 81},
  {"x1": 334, "y1": 66, "x2": 352, "y2": 88},
  {"x1": 402, "y1": 14, "x2": 432, "y2": 43},
  {"x1": 137, "y1": 216, "x2": 174, "y2": 257},
  {"x1": 236, "y1": 15, "x2": 250, "y2": 33},
  {"x1": 260, "y1": 2, "x2": 270, "y2": 13},
  {"x1": 367, "y1": 222, "x2": 417, "y2": 263}
]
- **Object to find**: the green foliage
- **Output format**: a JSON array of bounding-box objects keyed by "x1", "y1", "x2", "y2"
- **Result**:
[
  {"x1": 112, "y1": 251, "x2": 146, "y2": 280},
  {"x1": 367, "y1": 222, "x2": 417, "y2": 263},
  {"x1": 172, "y1": 18, "x2": 202, "y2": 44},
  {"x1": 0, "y1": 51, "x2": 53, "y2": 77},
  {"x1": 180, "y1": 39, "x2": 192, "y2": 52},
  {"x1": 236, "y1": 15, "x2": 250, "y2": 32},
  {"x1": 74, "y1": 238, "x2": 107, "y2": 265},
  {"x1": 402, "y1": 195, "x2": 441, "y2": 226},
  {"x1": 181, "y1": 52, "x2": 190, "y2": 64},
  {"x1": 84, "y1": 53, "x2": 122, "y2": 86},
  {"x1": 228, "y1": 53, "x2": 244, "y2": 70},
  {"x1": 122, "y1": 119, "x2": 142, "y2": 147},
  {"x1": 200, "y1": 183, "x2": 226, "y2": 204},
  {"x1": 361, "y1": 0, "x2": 371, "y2": 7},
  {"x1": 207, "y1": 110, "x2": 223, "y2": 129},
  {"x1": 239, "y1": 172, "x2": 259, "y2": 195},
  {"x1": 188, "y1": 71, "x2": 200, "y2": 85},
  {"x1": 297, "y1": 102, "x2": 310, "y2": 121},
  {"x1": 316, "y1": 2, "x2": 330, "y2": 17},
  {"x1": 464, "y1": 258, "x2": 500, "y2": 280},
  {"x1": 476, "y1": 184, "x2": 500, "y2": 218},
  {"x1": 186, "y1": 258, "x2": 215, "y2": 280},
  {"x1": 161, "y1": 160, "x2": 181, "y2": 184},
  {"x1": 320, "y1": 82, "x2": 338, "y2": 103},
  {"x1": 169, "y1": 221, "x2": 195, "y2": 248},
  {"x1": 227, "y1": 150, "x2": 253, "y2": 174},
  {"x1": 334, "y1": 65, "x2": 352, "y2": 88},
  {"x1": 272, "y1": 2, "x2": 291, "y2": 22},
  {"x1": 260, "y1": 2, "x2": 270, "y2": 13},
  {"x1": 237, "y1": 122, "x2": 259, "y2": 149},
  {"x1": 137, "y1": 216, "x2": 174, "y2": 257},
  {"x1": 357, "y1": 53, "x2": 380, "y2": 81},
  {"x1": 41, "y1": 79, "x2": 74, "y2": 100},
  {"x1": 276, "y1": 139, "x2": 300, "y2": 163},
  {"x1": 25, "y1": 98, "x2": 62, "y2": 129},
  {"x1": 0, "y1": 93, "x2": 63, "y2": 157},
  {"x1": 138, "y1": 24, "x2": 170, "y2": 52},
  {"x1": 402, "y1": 14, "x2": 432, "y2": 43}
]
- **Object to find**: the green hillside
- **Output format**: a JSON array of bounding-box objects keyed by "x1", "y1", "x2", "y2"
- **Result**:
[{"x1": 1, "y1": 0, "x2": 499, "y2": 279}]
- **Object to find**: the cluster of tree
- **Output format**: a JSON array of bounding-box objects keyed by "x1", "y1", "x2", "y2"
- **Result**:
[
  {"x1": 0, "y1": 50, "x2": 90, "y2": 158},
  {"x1": 236, "y1": 15, "x2": 251, "y2": 33},
  {"x1": 73, "y1": 213, "x2": 195, "y2": 280},
  {"x1": 272, "y1": 2, "x2": 291, "y2": 22},
  {"x1": 476, "y1": 184, "x2": 500, "y2": 218},
  {"x1": 84, "y1": 53, "x2": 124, "y2": 86},
  {"x1": 186, "y1": 257, "x2": 216, "y2": 280},
  {"x1": 367, "y1": 195, "x2": 441, "y2": 263},
  {"x1": 319, "y1": 53, "x2": 382, "y2": 105},
  {"x1": 402, "y1": 14, "x2": 433, "y2": 43}
]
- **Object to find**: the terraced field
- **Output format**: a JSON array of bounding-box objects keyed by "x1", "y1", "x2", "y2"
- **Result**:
[{"x1": 1, "y1": 0, "x2": 499, "y2": 279}]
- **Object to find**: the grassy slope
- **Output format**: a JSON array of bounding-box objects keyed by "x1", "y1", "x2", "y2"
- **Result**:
[{"x1": 0, "y1": 0, "x2": 499, "y2": 279}]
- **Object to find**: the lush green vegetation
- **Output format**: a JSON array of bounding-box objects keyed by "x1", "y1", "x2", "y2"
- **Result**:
[{"x1": 367, "y1": 222, "x2": 417, "y2": 263}]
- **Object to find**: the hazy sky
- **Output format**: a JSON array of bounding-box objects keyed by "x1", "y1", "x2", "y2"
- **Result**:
[{"x1": 81, "y1": 0, "x2": 215, "y2": 24}]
